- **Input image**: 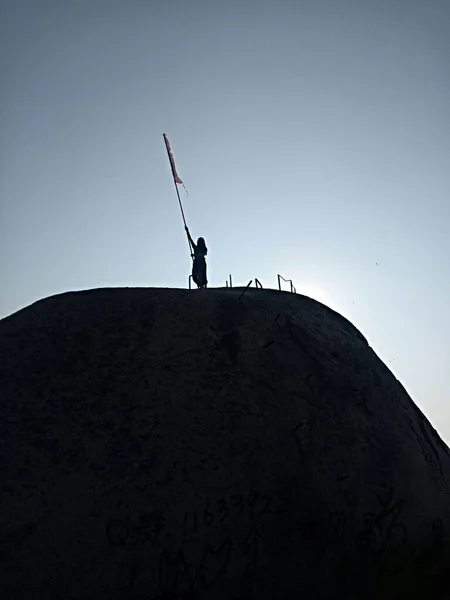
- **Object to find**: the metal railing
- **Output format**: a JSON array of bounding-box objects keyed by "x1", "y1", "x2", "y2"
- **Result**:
[
  {"x1": 189, "y1": 273, "x2": 295, "y2": 293},
  {"x1": 277, "y1": 274, "x2": 296, "y2": 294}
]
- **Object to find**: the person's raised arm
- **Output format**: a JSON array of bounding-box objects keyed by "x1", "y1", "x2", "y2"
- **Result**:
[{"x1": 185, "y1": 226, "x2": 194, "y2": 247}]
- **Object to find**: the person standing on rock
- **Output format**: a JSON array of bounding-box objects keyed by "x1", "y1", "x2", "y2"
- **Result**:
[{"x1": 185, "y1": 226, "x2": 208, "y2": 289}]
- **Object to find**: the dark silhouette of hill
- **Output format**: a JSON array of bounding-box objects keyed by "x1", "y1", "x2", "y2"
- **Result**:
[{"x1": 1, "y1": 287, "x2": 450, "y2": 599}]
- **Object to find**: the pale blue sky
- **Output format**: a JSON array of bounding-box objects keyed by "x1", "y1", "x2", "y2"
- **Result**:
[{"x1": 1, "y1": 0, "x2": 449, "y2": 439}]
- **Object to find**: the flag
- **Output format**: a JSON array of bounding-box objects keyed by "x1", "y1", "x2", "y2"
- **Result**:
[{"x1": 163, "y1": 134, "x2": 183, "y2": 184}]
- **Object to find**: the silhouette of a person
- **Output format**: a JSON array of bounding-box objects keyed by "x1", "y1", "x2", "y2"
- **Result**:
[{"x1": 185, "y1": 226, "x2": 208, "y2": 288}]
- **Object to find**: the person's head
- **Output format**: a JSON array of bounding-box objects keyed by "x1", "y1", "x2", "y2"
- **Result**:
[{"x1": 197, "y1": 237, "x2": 207, "y2": 254}]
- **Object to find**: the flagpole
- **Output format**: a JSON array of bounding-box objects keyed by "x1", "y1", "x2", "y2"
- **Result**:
[
  {"x1": 163, "y1": 134, "x2": 193, "y2": 256},
  {"x1": 173, "y1": 175, "x2": 193, "y2": 256}
]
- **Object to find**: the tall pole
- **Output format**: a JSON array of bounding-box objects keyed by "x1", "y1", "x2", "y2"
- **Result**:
[
  {"x1": 171, "y1": 171, "x2": 193, "y2": 256},
  {"x1": 163, "y1": 134, "x2": 193, "y2": 256}
]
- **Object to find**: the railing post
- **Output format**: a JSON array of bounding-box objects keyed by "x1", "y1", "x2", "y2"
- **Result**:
[
  {"x1": 189, "y1": 275, "x2": 192, "y2": 290},
  {"x1": 238, "y1": 280, "x2": 253, "y2": 301},
  {"x1": 278, "y1": 273, "x2": 296, "y2": 293},
  {"x1": 226, "y1": 281, "x2": 228, "y2": 287},
  {"x1": 229, "y1": 274, "x2": 232, "y2": 288}
]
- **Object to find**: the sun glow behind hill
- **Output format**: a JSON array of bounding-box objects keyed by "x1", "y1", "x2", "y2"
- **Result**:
[{"x1": 296, "y1": 281, "x2": 343, "y2": 314}]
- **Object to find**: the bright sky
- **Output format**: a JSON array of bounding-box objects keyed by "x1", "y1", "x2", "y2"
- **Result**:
[{"x1": 1, "y1": 0, "x2": 449, "y2": 440}]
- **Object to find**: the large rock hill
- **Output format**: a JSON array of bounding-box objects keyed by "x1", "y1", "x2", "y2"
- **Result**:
[{"x1": 1, "y1": 287, "x2": 450, "y2": 599}]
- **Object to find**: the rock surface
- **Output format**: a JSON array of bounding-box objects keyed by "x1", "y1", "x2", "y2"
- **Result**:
[{"x1": 1, "y1": 286, "x2": 450, "y2": 599}]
